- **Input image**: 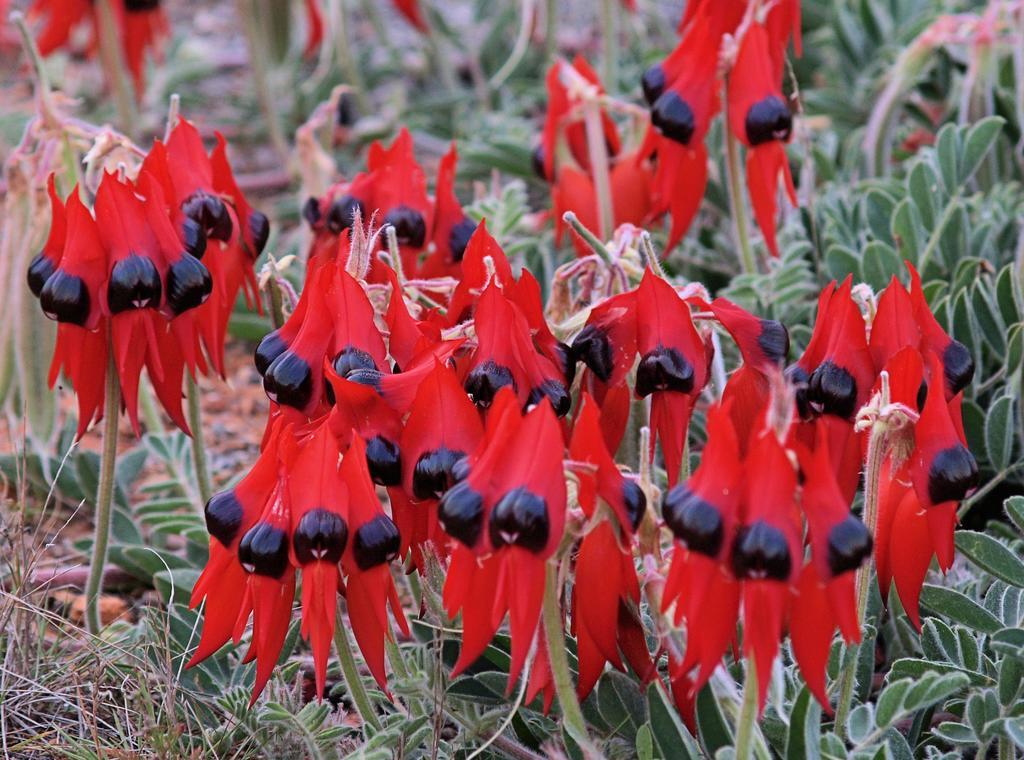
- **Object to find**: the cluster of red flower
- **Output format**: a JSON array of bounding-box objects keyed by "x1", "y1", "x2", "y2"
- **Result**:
[
  {"x1": 537, "y1": 0, "x2": 800, "y2": 258},
  {"x1": 28, "y1": 118, "x2": 267, "y2": 437},
  {"x1": 658, "y1": 265, "x2": 977, "y2": 720}
]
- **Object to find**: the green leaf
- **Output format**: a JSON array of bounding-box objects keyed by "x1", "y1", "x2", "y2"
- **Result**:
[
  {"x1": 1007, "y1": 324, "x2": 1024, "y2": 376},
  {"x1": 596, "y1": 671, "x2": 644, "y2": 736},
  {"x1": 1005, "y1": 496, "x2": 1024, "y2": 535},
  {"x1": 861, "y1": 241, "x2": 901, "y2": 291},
  {"x1": 875, "y1": 679, "x2": 911, "y2": 728},
  {"x1": 906, "y1": 162, "x2": 939, "y2": 230},
  {"x1": 959, "y1": 117, "x2": 1004, "y2": 184},
  {"x1": 984, "y1": 396, "x2": 1016, "y2": 471},
  {"x1": 646, "y1": 683, "x2": 699, "y2": 760},
  {"x1": 995, "y1": 265, "x2": 1021, "y2": 325},
  {"x1": 636, "y1": 724, "x2": 654, "y2": 760},
  {"x1": 933, "y1": 721, "x2": 976, "y2": 745},
  {"x1": 825, "y1": 245, "x2": 860, "y2": 281},
  {"x1": 972, "y1": 283, "x2": 1006, "y2": 355},
  {"x1": 920, "y1": 584, "x2": 1004, "y2": 633},
  {"x1": 695, "y1": 683, "x2": 731, "y2": 756},
  {"x1": 890, "y1": 198, "x2": 924, "y2": 262},
  {"x1": 846, "y1": 704, "x2": 874, "y2": 744},
  {"x1": 935, "y1": 124, "x2": 960, "y2": 192},
  {"x1": 991, "y1": 627, "x2": 1024, "y2": 659},
  {"x1": 955, "y1": 531, "x2": 1024, "y2": 587},
  {"x1": 785, "y1": 687, "x2": 821, "y2": 760}
]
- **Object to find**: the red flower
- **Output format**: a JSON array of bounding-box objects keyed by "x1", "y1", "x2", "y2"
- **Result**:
[
  {"x1": 568, "y1": 394, "x2": 651, "y2": 699},
  {"x1": 41, "y1": 188, "x2": 108, "y2": 437},
  {"x1": 634, "y1": 269, "x2": 711, "y2": 486},
  {"x1": 396, "y1": 361, "x2": 484, "y2": 570},
  {"x1": 726, "y1": 22, "x2": 796, "y2": 258},
  {"x1": 440, "y1": 392, "x2": 566, "y2": 689}
]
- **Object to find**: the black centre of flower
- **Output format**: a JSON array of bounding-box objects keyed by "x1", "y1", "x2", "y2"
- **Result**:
[
  {"x1": 166, "y1": 254, "x2": 212, "y2": 316},
  {"x1": 384, "y1": 205, "x2": 427, "y2": 248},
  {"x1": 448, "y1": 219, "x2": 477, "y2": 263},
  {"x1": 27, "y1": 254, "x2": 56, "y2": 299},
  {"x1": 248, "y1": 211, "x2": 270, "y2": 256},
  {"x1": 571, "y1": 325, "x2": 613, "y2": 382},
  {"x1": 635, "y1": 346, "x2": 695, "y2": 397},
  {"x1": 622, "y1": 480, "x2": 647, "y2": 532},
  {"x1": 826, "y1": 515, "x2": 873, "y2": 576},
  {"x1": 302, "y1": 196, "x2": 322, "y2": 228},
  {"x1": 326, "y1": 194, "x2": 364, "y2": 235},
  {"x1": 527, "y1": 379, "x2": 571, "y2": 417},
  {"x1": 553, "y1": 341, "x2": 577, "y2": 387},
  {"x1": 465, "y1": 360, "x2": 516, "y2": 408},
  {"x1": 412, "y1": 447, "x2": 467, "y2": 501},
  {"x1": 336, "y1": 91, "x2": 357, "y2": 127},
  {"x1": 365, "y1": 435, "x2": 402, "y2": 486},
  {"x1": 263, "y1": 351, "x2": 313, "y2": 410},
  {"x1": 641, "y1": 63, "x2": 666, "y2": 106},
  {"x1": 107, "y1": 254, "x2": 162, "y2": 314},
  {"x1": 651, "y1": 91, "x2": 695, "y2": 145},
  {"x1": 785, "y1": 364, "x2": 812, "y2": 420},
  {"x1": 942, "y1": 341, "x2": 974, "y2": 396},
  {"x1": 293, "y1": 508, "x2": 348, "y2": 564},
  {"x1": 758, "y1": 319, "x2": 790, "y2": 364},
  {"x1": 254, "y1": 330, "x2": 287, "y2": 377},
  {"x1": 438, "y1": 481, "x2": 484, "y2": 547},
  {"x1": 489, "y1": 487, "x2": 549, "y2": 553},
  {"x1": 663, "y1": 485, "x2": 723, "y2": 557},
  {"x1": 181, "y1": 218, "x2": 207, "y2": 260},
  {"x1": 123, "y1": 0, "x2": 160, "y2": 11},
  {"x1": 806, "y1": 360, "x2": 858, "y2": 420},
  {"x1": 181, "y1": 191, "x2": 232, "y2": 242},
  {"x1": 745, "y1": 96, "x2": 793, "y2": 146},
  {"x1": 332, "y1": 346, "x2": 377, "y2": 378},
  {"x1": 238, "y1": 521, "x2": 289, "y2": 578},
  {"x1": 204, "y1": 489, "x2": 245, "y2": 547},
  {"x1": 346, "y1": 368, "x2": 384, "y2": 393},
  {"x1": 730, "y1": 521, "x2": 791, "y2": 581},
  {"x1": 531, "y1": 144, "x2": 549, "y2": 182},
  {"x1": 353, "y1": 514, "x2": 401, "y2": 569},
  {"x1": 40, "y1": 270, "x2": 90, "y2": 325},
  {"x1": 928, "y1": 445, "x2": 979, "y2": 504}
]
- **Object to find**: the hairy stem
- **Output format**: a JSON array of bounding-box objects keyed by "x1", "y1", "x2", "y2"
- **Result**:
[
  {"x1": 600, "y1": 0, "x2": 618, "y2": 92},
  {"x1": 542, "y1": 560, "x2": 590, "y2": 751},
  {"x1": 582, "y1": 99, "x2": 614, "y2": 241},
  {"x1": 723, "y1": 83, "x2": 756, "y2": 274},
  {"x1": 334, "y1": 609, "x2": 382, "y2": 731},
  {"x1": 834, "y1": 423, "x2": 888, "y2": 736},
  {"x1": 186, "y1": 375, "x2": 213, "y2": 507},
  {"x1": 84, "y1": 338, "x2": 121, "y2": 634},
  {"x1": 94, "y1": 0, "x2": 136, "y2": 133},
  {"x1": 734, "y1": 661, "x2": 758, "y2": 760}
]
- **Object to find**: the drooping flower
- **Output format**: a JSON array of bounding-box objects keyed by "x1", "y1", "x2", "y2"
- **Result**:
[
  {"x1": 440, "y1": 391, "x2": 567, "y2": 689},
  {"x1": 568, "y1": 394, "x2": 651, "y2": 699}
]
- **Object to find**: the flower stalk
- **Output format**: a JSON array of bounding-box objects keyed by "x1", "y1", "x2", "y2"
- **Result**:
[
  {"x1": 94, "y1": 0, "x2": 136, "y2": 133},
  {"x1": 334, "y1": 608, "x2": 383, "y2": 731},
  {"x1": 542, "y1": 559, "x2": 591, "y2": 751},
  {"x1": 723, "y1": 82, "x2": 756, "y2": 274},
  {"x1": 84, "y1": 332, "x2": 121, "y2": 634},
  {"x1": 186, "y1": 375, "x2": 213, "y2": 507},
  {"x1": 734, "y1": 660, "x2": 759, "y2": 760}
]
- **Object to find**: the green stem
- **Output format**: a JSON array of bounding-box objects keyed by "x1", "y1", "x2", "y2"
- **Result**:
[
  {"x1": 959, "y1": 462, "x2": 1024, "y2": 520},
  {"x1": 489, "y1": 0, "x2": 535, "y2": 91},
  {"x1": 541, "y1": 560, "x2": 591, "y2": 750},
  {"x1": 544, "y1": 0, "x2": 557, "y2": 61},
  {"x1": 331, "y1": 0, "x2": 369, "y2": 113},
  {"x1": 834, "y1": 424, "x2": 887, "y2": 736},
  {"x1": 582, "y1": 99, "x2": 614, "y2": 241},
  {"x1": 562, "y1": 212, "x2": 613, "y2": 264},
  {"x1": 94, "y1": 0, "x2": 136, "y2": 133},
  {"x1": 238, "y1": 0, "x2": 291, "y2": 166},
  {"x1": 334, "y1": 609, "x2": 382, "y2": 731},
  {"x1": 186, "y1": 375, "x2": 213, "y2": 507},
  {"x1": 10, "y1": 12, "x2": 56, "y2": 121},
  {"x1": 734, "y1": 660, "x2": 758, "y2": 760},
  {"x1": 599, "y1": 0, "x2": 618, "y2": 92},
  {"x1": 84, "y1": 337, "x2": 121, "y2": 635},
  {"x1": 723, "y1": 83, "x2": 756, "y2": 274}
]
